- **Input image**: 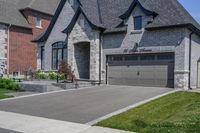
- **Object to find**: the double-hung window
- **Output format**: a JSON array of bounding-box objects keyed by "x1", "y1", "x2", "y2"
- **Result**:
[{"x1": 36, "y1": 17, "x2": 42, "y2": 28}]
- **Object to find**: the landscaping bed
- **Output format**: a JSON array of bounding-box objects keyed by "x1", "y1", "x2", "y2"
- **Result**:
[{"x1": 96, "y1": 91, "x2": 200, "y2": 133}]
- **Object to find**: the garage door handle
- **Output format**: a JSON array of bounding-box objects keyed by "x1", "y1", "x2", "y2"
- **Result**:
[{"x1": 137, "y1": 72, "x2": 140, "y2": 76}]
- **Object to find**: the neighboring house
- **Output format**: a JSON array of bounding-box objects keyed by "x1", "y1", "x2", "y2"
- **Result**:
[
  {"x1": 0, "y1": 0, "x2": 59, "y2": 76},
  {"x1": 34, "y1": 0, "x2": 200, "y2": 90}
]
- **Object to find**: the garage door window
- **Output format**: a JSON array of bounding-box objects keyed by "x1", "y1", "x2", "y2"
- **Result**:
[
  {"x1": 157, "y1": 55, "x2": 174, "y2": 60},
  {"x1": 124, "y1": 55, "x2": 138, "y2": 61},
  {"x1": 113, "y1": 56, "x2": 123, "y2": 61},
  {"x1": 140, "y1": 55, "x2": 155, "y2": 61}
]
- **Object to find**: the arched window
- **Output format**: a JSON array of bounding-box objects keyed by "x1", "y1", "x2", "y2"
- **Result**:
[{"x1": 52, "y1": 42, "x2": 67, "y2": 70}]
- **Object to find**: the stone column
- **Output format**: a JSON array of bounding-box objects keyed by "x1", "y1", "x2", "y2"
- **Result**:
[{"x1": 174, "y1": 29, "x2": 190, "y2": 90}]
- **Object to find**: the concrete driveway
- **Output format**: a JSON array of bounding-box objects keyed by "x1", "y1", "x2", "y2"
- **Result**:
[{"x1": 0, "y1": 85, "x2": 173, "y2": 124}]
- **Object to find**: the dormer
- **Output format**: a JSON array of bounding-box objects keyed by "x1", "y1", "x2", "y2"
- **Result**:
[{"x1": 118, "y1": 0, "x2": 157, "y2": 32}]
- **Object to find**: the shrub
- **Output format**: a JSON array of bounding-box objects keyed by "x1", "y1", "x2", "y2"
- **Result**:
[
  {"x1": 58, "y1": 61, "x2": 76, "y2": 82},
  {"x1": 36, "y1": 70, "x2": 48, "y2": 80},
  {"x1": 49, "y1": 71, "x2": 57, "y2": 80},
  {"x1": 58, "y1": 73, "x2": 65, "y2": 80},
  {"x1": 0, "y1": 79, "x2": 21, "y2": 91}
]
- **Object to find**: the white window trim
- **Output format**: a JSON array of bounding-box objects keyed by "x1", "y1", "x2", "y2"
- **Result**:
[{"x1": 36, "y1": 17, "x2": 42, "y2": 29}]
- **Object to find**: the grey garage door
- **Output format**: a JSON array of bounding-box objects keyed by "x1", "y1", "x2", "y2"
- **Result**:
[{"x1": 107, "y1": 53, "x2": 174, "y2": 88}]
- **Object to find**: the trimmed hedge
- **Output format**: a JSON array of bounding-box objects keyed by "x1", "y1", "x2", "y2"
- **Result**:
[
  {"x1": 36, "y1": 70, "x2": 65, "y2": 80},
  {"x1": 0, "y1": 79, "x2": 21, "y2": 91}
]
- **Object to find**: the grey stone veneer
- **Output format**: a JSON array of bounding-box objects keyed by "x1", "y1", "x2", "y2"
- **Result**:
[
  {"x1": 0, "y1": 24, "x2": 8, "y2": 74},
  {"x1": 68, "y1": 14, "x2": 100, "y2": 81}
]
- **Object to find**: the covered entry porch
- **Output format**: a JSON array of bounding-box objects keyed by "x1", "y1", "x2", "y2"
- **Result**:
[{"x1": 72, "y1": 41, "x2": 100, "y2": 81}]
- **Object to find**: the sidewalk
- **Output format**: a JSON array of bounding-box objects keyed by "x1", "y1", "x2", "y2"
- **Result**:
[{"x1": 0, "y1": 111, "x2": 133, "y2": 133}]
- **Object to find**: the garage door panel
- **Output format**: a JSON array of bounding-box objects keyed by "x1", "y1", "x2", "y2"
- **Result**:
[
  {"x1": 109, "y1": 80, "x2": 124, "y2": 85},
  {"x1": 155, "y1": 72, "x2": 168, "y2": 79},
  {"x1": 138, "y1": 79, "x2": 155, "y2": 86},
  {"x1": 123, "y1": 67, "x2": 138, "y2": 78},
  {"x1": 139, "y1": 72, "x2": 155, "y2": 79},
  {"x1": 155, "y1": 79, "x2": 168, "y2": 86},
  {"x1": 154, "y1": 65, "x2": 168, "y2": 70},
  {"x1": 123, "y1": 79, "x2": 139, "y2": 86}
]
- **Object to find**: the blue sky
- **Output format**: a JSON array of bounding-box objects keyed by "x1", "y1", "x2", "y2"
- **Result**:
[{"x1": 179, "y1": 0, "x2": 200, "y2": 24}]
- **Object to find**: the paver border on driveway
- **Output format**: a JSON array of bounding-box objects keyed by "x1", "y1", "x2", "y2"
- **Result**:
[{"x1": 86, "y1": 89, "x2": 180, "y2": 125}]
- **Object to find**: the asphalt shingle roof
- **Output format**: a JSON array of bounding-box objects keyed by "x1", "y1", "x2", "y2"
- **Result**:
[
  {"x1": 34, "y1": 0, "x2": 200, "y2": 42},
  {"x1": 0, "y1": 0, "x2": 30, "y2": 28},
  {"x1": 0, "y1": 0, "x2": 59, "y2": 28},
  {"x1": 93, "y1": 0, "x2": 200, "y2": 32}
]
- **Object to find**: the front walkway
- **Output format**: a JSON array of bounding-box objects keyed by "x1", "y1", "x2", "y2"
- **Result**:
[{"x1": 0, "y1": 111, "x2": 133, "y2": 133}]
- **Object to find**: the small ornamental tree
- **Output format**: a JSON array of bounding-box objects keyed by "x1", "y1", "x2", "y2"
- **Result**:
[{"x1": 58, "y1": 60, "x2": 77, "y2": 83}]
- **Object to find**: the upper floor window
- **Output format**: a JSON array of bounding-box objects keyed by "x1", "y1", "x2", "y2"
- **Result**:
[
  {"x1": 36, "y1": 17, "x2": 42, "y2": 28},
  {"x1": 67, "y1": 0, "x2": 74, "y2": 6},
  {"x1": 134, "y1": 16, "x2": 142, "y2": 30},
  {"x1": 40, "y1": 46, "x2": 45, "y2": 70}
]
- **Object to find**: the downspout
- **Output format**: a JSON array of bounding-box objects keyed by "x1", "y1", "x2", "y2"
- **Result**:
[
  {"x1": 189, "y1": 32, "x2": 194, "y2": 89},
  {"x1": 99, "y1": 32, "x2": 102, "y2": 84},
  {"x1": 97, "y1": 0, "x2": 103, "y2": 85},
  {"x1": 7, "y1": 24, "x2": 11, "y2": 75}
]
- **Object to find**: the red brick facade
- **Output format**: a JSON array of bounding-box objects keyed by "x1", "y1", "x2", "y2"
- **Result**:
[{"x1": 9, "y1": 9, "x2": 52, "y2": 75}]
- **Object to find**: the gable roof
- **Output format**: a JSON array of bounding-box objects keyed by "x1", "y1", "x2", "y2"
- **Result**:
[
  {"x1": 142, "y1": 0, "x2": 200, "y2": 30},
  {"x1": 0, "y1": 0, "x2": 59, "y2": 28},
  {"x1": 0, "y1": 0, "x2": 30, "y2": 28},
  {"x1": 34, "y1": 0, "x2": 200, "y2": 42},
  {"x1": 62, "y1": 7, "x2": 105, "y2": 34},
  {"x1": 20, "y1": 0, "x2": 60, "y2": 15},
  {"x1": 119, "y1": 0, "x2": 157, "y2": 20},
  {"x1": 33, "y1": 0, "x2": 68, "y2": 42}
]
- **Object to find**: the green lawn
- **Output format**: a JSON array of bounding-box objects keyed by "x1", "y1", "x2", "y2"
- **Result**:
[
  {"x1": 0, "y1": 89, "x2": 14, "y2": 99},
  {"x1": 96, "y1": 92, "x2": 200, "y2": 133}
]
